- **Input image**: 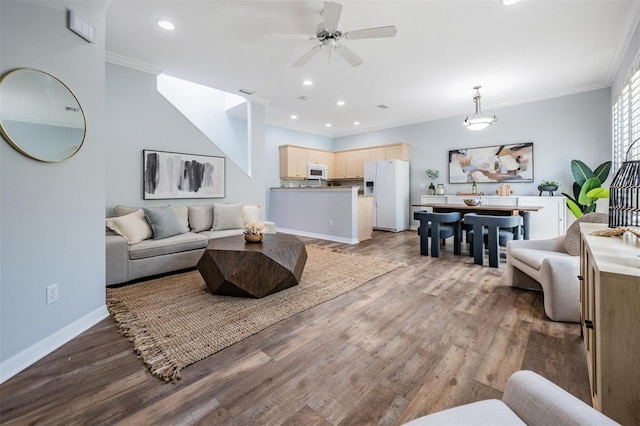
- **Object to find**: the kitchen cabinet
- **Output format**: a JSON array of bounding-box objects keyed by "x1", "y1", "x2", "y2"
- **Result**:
[
  {"x1": 357, "y1": 196, "x2": 373, "y2": 241},
  {"x1": 370, "y1": 143, "x2": 409, "y2": 161},
  {"x1": 333, "y1": 149, "x2": 370, "y2": 179},
  {"x1": 279, "y1": 145, "x2": 308, "y2": 178},
  {"x1": 279, "y1": 143, "x2": 408, "y2": 180},
  {"x1": 307, "y1": 149, "x2": 334, "y2": 178},
  {"x1": 579, "y1": 223, "x2": 640, "y2": 425}
]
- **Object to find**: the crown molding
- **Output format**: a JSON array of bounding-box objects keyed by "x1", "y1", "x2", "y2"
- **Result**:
[{"x1": 105, "y1": 51, "x2": 163, "y2": 75}]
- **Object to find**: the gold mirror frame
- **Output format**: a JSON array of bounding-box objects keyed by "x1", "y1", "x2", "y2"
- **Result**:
[{"x1": 0, "y1": 68, "x2": 86, "y2": 162}]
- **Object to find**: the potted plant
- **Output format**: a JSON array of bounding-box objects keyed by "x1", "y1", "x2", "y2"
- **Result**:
[
  {"x1": 538, "y1": 180, "x2": 559, "y2": 196},
  {"x1": 425, "y1": 169, "x2": 439, "y2": 195},
  {"x1": 243, "y1": 222, "x2": 267, "y2": 243},
  {"x1": 561, "y1": 160, "x2": 611, "y2": 218}
]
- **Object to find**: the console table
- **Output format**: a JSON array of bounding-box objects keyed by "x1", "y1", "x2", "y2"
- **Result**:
[{"x1": 579, "y1": 223, "x2": 640, "y2": 424}]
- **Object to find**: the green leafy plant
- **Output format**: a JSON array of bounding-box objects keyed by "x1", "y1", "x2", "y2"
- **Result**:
[
  {"x1": 539, "y1": 180, "x2": 559, "y2": 187},
  {"x1": 561, "y1": 160, "x2": 611, "y2": 218},
  {"x1": 425, "y1": 169, "x2": 439, "y2": 181}
]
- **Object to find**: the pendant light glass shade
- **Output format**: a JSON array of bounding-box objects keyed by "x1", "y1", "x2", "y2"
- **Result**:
[{"x1": 463, "y1": 86, "x2": 497, "y2": 131}]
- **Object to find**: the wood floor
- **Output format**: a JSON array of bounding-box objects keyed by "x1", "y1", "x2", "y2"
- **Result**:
[{"x1": 0, "y1": 230, "x2": 591, "y2": 425}]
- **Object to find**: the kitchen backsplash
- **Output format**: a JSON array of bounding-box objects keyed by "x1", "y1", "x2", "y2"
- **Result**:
[{"x1": 280, "y1": 178, "x2": 364, "y2": 189}]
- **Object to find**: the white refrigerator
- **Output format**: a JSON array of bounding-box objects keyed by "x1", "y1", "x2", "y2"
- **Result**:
[{"x1": 363, "y1": 159, "x2": 410, "y2": 232}]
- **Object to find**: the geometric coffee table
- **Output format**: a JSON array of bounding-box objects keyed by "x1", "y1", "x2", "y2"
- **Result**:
[{"x1": 196, "y1": 233, "x2": 307, "y2": 298}]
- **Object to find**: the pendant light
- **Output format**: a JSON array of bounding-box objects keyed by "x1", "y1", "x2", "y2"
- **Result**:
[{"x1": 463, "y1": 86, "x2": 497, "y2": 131}]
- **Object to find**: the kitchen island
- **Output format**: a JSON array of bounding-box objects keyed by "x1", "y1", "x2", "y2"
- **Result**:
[{"x1": 269, "y1": 187, "x2": 373, "y2": 244}]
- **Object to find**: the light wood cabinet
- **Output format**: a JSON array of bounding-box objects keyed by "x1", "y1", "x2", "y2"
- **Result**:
[
  {"x1": 370, "y1": 143, "x2": 409, "y2": 161},
  {"x1": 279, "y1": 143, "x2": 408, "y2": 180},
  {"x1": 357, "y1": 196, "x2": 373, "y2": 241},
  {"x1": 307, "y1": 149, "x2": 334, "y2": 178},
  {"x1": 579, "y1": 223, "x2": 640, "y2": 425},
  {"x1": 279, "y1": 145, "x2": 308, "y2": 178}
]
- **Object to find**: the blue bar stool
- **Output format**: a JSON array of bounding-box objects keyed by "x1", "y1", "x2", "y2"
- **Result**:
[
  {"x1": 464, "y1": 213, "x2": 522, "y2": 267},
  {"x1": 413, "y1": 211, "x2": 462, "y2": 257}
]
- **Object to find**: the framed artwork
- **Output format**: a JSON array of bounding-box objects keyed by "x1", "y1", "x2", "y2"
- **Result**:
[
  {"x1": 143, "y1": 150, "x2": 225, "y2": 199},
  {"x1": 448, "y1": 142, "x2": 534, "y2": 183}
]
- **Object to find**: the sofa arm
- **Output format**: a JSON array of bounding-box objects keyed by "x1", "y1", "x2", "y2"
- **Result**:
[
  {"x1": 106, "y1": 232, "x2": 129, "y2": 286},
  {"x1": 503, "y1": 370, "x2": 618, "y2": 425},
  {"x1": 507, "y1": 236, "x2": 567, "y2": 253}
]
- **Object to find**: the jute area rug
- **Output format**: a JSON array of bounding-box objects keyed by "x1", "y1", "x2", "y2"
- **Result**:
[{"x1": 106, "y1": 245, "x2": 403, "y2": 382}]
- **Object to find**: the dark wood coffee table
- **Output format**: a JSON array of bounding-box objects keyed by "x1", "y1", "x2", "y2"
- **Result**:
[{"x1": 197, "y1": 234, "x2": 307, "y2": 298}]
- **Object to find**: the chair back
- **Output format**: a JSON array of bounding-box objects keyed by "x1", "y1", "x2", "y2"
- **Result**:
[
  {"x1": 413, "y1": 211, "x2": 462, "y2": 224},
  {"x1": 463, "y1": 213, "x2": 522, "y2": 229}
]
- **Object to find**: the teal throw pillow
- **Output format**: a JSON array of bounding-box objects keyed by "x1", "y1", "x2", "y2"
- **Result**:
[{"x1": 143, "y1": 206, "x2": 184, "y2": 240}]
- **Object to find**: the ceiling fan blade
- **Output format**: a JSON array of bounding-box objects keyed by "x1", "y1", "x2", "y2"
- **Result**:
[
  {"x1": 344, "y1": 25, "x2": 398, "y2": 40},
  {"x1": 335, "y1": 44, "x2": 363, "y2": 67},
  {"x1": 293, "y1": 44, "x2": 323, "y2": 68},
  {"x1": 322, "y1": 2, "x2": 342, "y2": 30},
  {"x1": 266, "y1": 33, "x2": 317, "y2": 41}
]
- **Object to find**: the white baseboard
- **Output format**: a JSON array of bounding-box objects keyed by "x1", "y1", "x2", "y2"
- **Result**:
[
  {"x1": 0, "y1": 305, "x2": 109, "y2": 384},
  {"x1": 276, "y1": 228, "x2": 359, "y2": 245}
]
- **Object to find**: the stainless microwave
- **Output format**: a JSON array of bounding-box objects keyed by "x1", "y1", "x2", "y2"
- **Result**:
[{"x1": 307, "y1": 163, "x2": 328, "y2": 180}]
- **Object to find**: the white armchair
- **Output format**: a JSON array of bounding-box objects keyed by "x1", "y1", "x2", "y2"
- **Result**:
[
  {"x1": 403, "y1": 370, "x2": 618, "y2": 425},
  {"x1": 506, "y1": 213, "x2": 608, "y2": 323}
]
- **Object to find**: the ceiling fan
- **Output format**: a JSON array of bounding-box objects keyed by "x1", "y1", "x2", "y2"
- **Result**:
[{"x1": 270, "y1": 2, "x2": 397, "y2": 68}]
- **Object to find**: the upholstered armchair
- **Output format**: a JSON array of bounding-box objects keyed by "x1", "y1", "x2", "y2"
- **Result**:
[
  {"x1": 403, "y1": 370, "x2": 617, "y2": 425},
  {"x1": 506, "y1": 213, "x2": 608, "y2": 323},
  {"x1": 413, "y1": 211, "x2": 462, "y2": 257}
]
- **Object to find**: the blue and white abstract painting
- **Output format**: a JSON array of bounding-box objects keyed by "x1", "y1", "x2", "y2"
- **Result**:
[{"x1": 143, "y1": 150, "x2": 225, "y2": 199}]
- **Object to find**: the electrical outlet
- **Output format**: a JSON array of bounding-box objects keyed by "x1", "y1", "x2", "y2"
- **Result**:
[{"x1": 46, "y1": 284, "x2": 59, "y2": 304}]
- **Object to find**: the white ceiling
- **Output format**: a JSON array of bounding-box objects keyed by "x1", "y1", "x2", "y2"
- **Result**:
[{"x1": 105, "y1": 0, "x2": 639, "y2": 138}]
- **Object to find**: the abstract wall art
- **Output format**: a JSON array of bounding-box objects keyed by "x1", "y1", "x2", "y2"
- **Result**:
[
  {"x1": 448, "y1": 142, "x2": 534, "y2": 184},
  {"x1": 143, "y1": 150, "x2": 225, "y2": 199}
]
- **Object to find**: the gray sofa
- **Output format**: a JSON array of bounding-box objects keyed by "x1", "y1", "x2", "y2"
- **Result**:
[{"x1": 105, "y1": 203, "x2": 275, "y2": 286}]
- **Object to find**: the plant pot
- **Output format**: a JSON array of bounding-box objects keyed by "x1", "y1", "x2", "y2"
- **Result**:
[
  {"x1": 244, "y1": 234, "x2": 263, "y2": 243},
  {"x1": 538, "y1": 185, "x2": 558, "y2": 196}
]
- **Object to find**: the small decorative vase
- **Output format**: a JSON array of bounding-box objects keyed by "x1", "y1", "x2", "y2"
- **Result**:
[
  {"x1": 427, "y1": 183, "x2": 436, "y2": 195},
  {"x1": 435, "y1": 184, "x2": 446, "y2": 195},
  {"x1": 244, "y1": 234, "x2": 263, "y2": 243}
]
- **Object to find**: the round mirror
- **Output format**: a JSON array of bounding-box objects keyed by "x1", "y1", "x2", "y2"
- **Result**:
[{"x1": 0, "y1": 68, "x2": 86, "y2": 162}]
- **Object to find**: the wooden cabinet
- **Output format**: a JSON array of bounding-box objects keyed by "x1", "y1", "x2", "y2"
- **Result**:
[
  {"x1": 579, "y1": 223, "x2": 640, "y2": 425},
  {"x1": 279, "y1": 143, "x2": 408, "y2": 180},
  {"x1": 370, "y1": 143, "x2": 409, "y2": 161},
  {"x1": 279, "y1": 145, "x2": 308, "y2": 178},
  {"x1": 357, "y1": 196, "x2": 373, "y2": 241},
  {"x1": 333, "y1": 149, "x2": 370, "y2": 179},
  {"x1": 307, "y1": 149, "x2": 334, "y2": 178}
]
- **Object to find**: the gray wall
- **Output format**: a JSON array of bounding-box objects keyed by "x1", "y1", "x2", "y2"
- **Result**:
[
  {"x1": 1, "y1": 1, "x2": 107, "y2": 363},
  {"x1": 105, "y1": 63, "x2": 266, "y2": 216},
  {"x1": 334, "y1": 89, "x2": 613, "y2": 211}
]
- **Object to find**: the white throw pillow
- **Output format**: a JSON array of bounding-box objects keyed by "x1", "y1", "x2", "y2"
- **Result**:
[
  {"x1": 211, "y1": 203, "x2": 244, "y2": 231},
  {"x1": 243, "y1": 204, "x2": 261, "y2": 225},
  {"x1": 106, "y1": 209, "x2": 153, "y2": 244},
  {"x1": 189, "y1": 205, "x2": 214, "y2": 232}
]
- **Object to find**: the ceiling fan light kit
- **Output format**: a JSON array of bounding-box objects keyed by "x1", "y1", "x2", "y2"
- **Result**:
[
  {"x1": 282, "y1": 1, "x2": 397, "y2": 68},
  {"x1": 463, "y1": 86, "x2": 498, "y2": 131}
]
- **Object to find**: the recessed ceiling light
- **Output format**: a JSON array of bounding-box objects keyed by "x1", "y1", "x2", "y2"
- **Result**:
[
  {"x1": 290, "y1": 115, "x2": 298, "y2": 120},
  {"x1": 354, "y1": 121, "x2": 360, "y2": 125},
  {"x1": 501, "y1": 0, "x2": 520, "y2": 5},
  {"x1": 302, "y1": 80, "x2": 313, "y2": 86},
  {"x1": 157, "y1": 20, "x2": 175, "y2": 30},
  {"x1": 325, "y1": 123, "x2": 332, "y2": 128},
  {"x1": 336, "y1": 100, "x2": 345, "y2": 106}
]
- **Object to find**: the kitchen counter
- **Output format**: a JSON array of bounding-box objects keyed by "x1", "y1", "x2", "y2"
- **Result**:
[{"x1": 270, "y1": 187, "x2": 372, "y2": 244}]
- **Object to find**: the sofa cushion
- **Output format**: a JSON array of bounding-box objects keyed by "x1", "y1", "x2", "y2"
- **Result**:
[
  {"x1": 212, "y1": 203, "x2": 244, "y2": 231},
  {"x1": 243, "y1": 204, "x2": 261, "y2": 224},
  {"x1": 113, "y1": 205, "x2": 138, "y2": 217},
  {"x1": 188, "y1": 205, "x2": 214, "y2": 232},
  {"x1": 509, "y1": 248, "x2": 573, "y2": 271},
  {"x1": 199, "y1": 229, "x2": 245, "y2": 239},
  {"x1": 143, "y1": 206, "x2": 185, "y2": 240},
  {"x1": 128, "y1": 232, "x2": 208, "y2": 260},
  {"x1": 172, "y1": 205, "x2": 190, "y2": 233},
  {"x1": 105, "y1": 209, "x2": 153, "y2": 244},
  {"x1": 403, "y1": 399, "x2": 525, "y2": 425}
]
